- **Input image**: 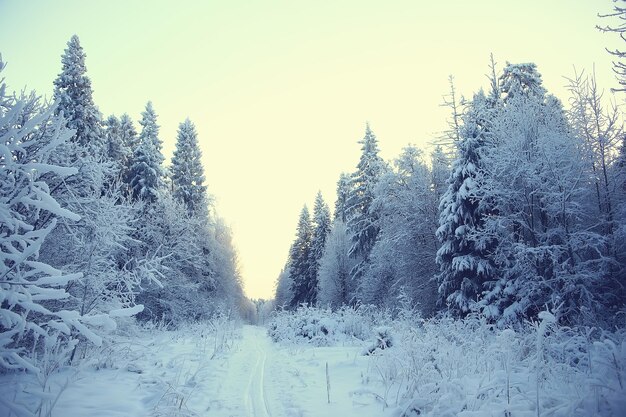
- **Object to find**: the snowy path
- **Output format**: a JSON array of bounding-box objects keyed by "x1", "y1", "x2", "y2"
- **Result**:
[
  {"x1": 0, "y1": 324, "x2": 383, "y2": 417},
  {"x1": 242, "y1": 326, "x2": 272, "y2": 417},
  {"x1": 204, "y1": 325, "x2": 287, "y2": 417},
  {"x1": 209, "y1": 325, "x2": 380, "y2": 417}
]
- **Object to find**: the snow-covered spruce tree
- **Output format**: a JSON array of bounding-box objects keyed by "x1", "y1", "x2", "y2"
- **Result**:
[
  {"x1": 53, "y1": 35, "x2": 103, "y2": 157},
  {"x1": 317, "y1": 220, "x2": 354, "y2": 308},
  {"x1": 104, "y1": 115, "x2": 121, "y2": 161},
  {"x1": 361, "y1": 146, "x2": 439, "y2": 313},
  {"x1": 288, "y1": 205, "x2": 314, "y2": 308},
  {"x1": 274, "y1": 267, "x2": 293, "y2": 310},
  {"x1": 499, "y1": 62, "x2": 547, "y2": 103},
  {"x1": 345, "y1": 124, "x2": 385, "y2": 295},
  {"x1": 0, "y1": 64, "x2": 110, "y2": 372},
  {"x1": 171, "y1": 118, "x2": 208, "y2": 217},
  {"x1": 48, "y1": 35, "x2": 112, "y2": 200},
  {"x1": 436, "y1": 90, "x2": 497, "y2": 316},
  {"x1": 116, "y1": 113, "x2": 138, "y2": 195},
  {"x1": 334, "y1": 173, "x2": 351, "y2": 223},
  {"x1": 308, "y1": 191, "x2": 331, "y2": 304},
  {"x1": 127, "y1": 102, "x2": 164, "y2": 203},
  {"x1": 119, "y1": 113, "x2": 139, "y2": 153},
  {"x1": 103, "y1": 114, "x2": 133, "y2": 181}
]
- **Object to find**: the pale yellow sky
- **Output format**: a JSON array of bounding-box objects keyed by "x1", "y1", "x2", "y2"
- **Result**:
[{"x1": 0, "y1": 0, "x2": 621, "y2": 299}]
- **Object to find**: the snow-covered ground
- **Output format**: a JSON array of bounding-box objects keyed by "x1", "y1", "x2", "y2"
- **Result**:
[
  {"x1": 2, "y1": 314, "x2": 625, "y2": 417},
  {"x1": 0, "y1": 324, "x2": 386, "y2": 417}
]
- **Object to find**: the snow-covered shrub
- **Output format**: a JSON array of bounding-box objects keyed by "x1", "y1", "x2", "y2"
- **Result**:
[
  {"x1": 0, "y1": 63, "x2": 110, "y2": 373},
  {"x1": 364, "y1": 311, "x2": 626, "y2": 417},
  {"x1": 267, "y1": 305, "x2": 392, "y2": 346},
  {"x1": 364, "y1": 326, "x2": 393, "y2": 355},
  {"x1": 267, "y1": 306, "x2": 339, "y2": 346}
]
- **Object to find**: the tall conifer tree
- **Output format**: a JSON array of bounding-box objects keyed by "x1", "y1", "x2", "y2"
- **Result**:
[
  {"x1": 289, "y1": 206, "x2": 314, "y2": 307},
  {"x1": 346, "y1": 124, "x2": 385, "y2": 286},
  {"x1": 171, "y1": 118, "x2": 208, "y2": 217},
  {"x1": 334, "y1": 173, "x2": 351, "y2": 223},
  {"x1": 436, "y1": 91, "x2": 497, "y2": 315},
  {"x1": 309, "y1": 192, "x2": 332, "y2": 304},
  {"x1": 128, "y1": 102, "x2": 164, "y2": 202},
  {"x1": 53, "y1": 35, "x2": 103, "y2": 156}
]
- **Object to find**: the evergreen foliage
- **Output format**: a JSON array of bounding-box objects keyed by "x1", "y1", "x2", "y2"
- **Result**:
[
  {"x1": 345, "y1": 124, "x2": 385, "y2": 287},
  {"x1": 288, "y1": 206, "x2": 314, "y2": 307},
  {"x1": 334, "y1": 173, "x2": 351, "y2": 223},
  {"x1": 128, "y1": 102, "x2": 164, "y2": 203},
  {"x1": 171, "y1": 118, "x2": 208, "y2": 217},
  {"x1": 309, "y1": 192, "x2": 331, "y2": 304},
  {"x1": 53, "y1": 35, "x2": 103, "y2": 156},
  {"x1": 436, "y1": 91, "x2": 497, "y2": 315}
]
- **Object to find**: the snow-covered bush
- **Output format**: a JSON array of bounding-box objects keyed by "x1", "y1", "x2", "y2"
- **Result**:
[
  {"x1": 364, "y1": 326, "x2": 393, "y2": 355},
  {"x1": 267, "y1": 306, "x2": 338, "y2": 346},
  {"x1": 0, "y1": 62, "x2": 106, "y2": 373},
  {"x1": 366, "y1": 311, "x2": 626, "y2": 416},
  {"x1": 267, "y1": 305, "x2": 391, "y2": 346}
]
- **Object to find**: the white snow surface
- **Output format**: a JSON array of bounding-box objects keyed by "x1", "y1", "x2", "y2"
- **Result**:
[
  {"x1": 2, "y1": 316, "x2": 625, "y2": 417},
  {"x1": 0, "y1": 324, "x2": 385, "y2": 417}
]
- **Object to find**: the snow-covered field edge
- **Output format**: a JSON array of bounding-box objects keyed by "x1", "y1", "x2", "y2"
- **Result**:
[
  {"x1": 0, "y1": 314, "x2": 240, "y2": 417},
  {"x1": 267, "y1": 306, "x2": 626, "y2": 417}
]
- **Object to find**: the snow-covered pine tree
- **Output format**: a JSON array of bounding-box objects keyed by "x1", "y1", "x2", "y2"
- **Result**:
[
  {"x1": 0, "y1": 62, "x2": 109, "y2": 371},
  {"x1": 53, "y1": 35, "x2": 103, "y2": 157},
  {"x1": 119, "y1": 113, "x2": 139, "y2": 155},
  {"x1": 274, "y1": 267, "x2": 294, "y2": 309},
  {"x1": 127, "y1": 102, "x2": 165, "y2": 203},
  {"x1": 346, "y1": 124, "x2": 385, "y2": 290},
  {"x1": 104, "y1": 115, "x2": 121, "y2": 160},
  {"x1": 308, "y1": 192, "x2": 331, "y2": 304},
  {"x1": 103, "y1": 114, "x2": 133, "y2": 179},
  {"x1": 499, "y1": 62, "x2": 547, "y2": 102},
  {"x1": 117, "y1": 113, "x2": 138, "y2": 194},
  {"x1": 288, "y1": 205, "x2": 314, "y2": 308},
  {"x1": 334, "y1": 173, "x2": 351, "y2": 223},
  {"x1": 171, "y1": 118, "x2": 208, "y2": 217},
  {"x1": 436, "y1": 90, "x2": 497, "y2": 316}
]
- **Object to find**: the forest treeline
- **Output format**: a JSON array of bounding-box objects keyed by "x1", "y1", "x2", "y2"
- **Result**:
[
  {"x1": 1, "y1": 35, "x2": 247, "y2": 372},
  {"x1": 276, "y1": 60, "x2": 626, "y2": 328}
]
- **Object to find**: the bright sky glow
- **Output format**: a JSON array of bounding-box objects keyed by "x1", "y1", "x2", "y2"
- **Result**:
[{"x1": 0, "y1": 0, "x2": 621, "y2": 299}]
